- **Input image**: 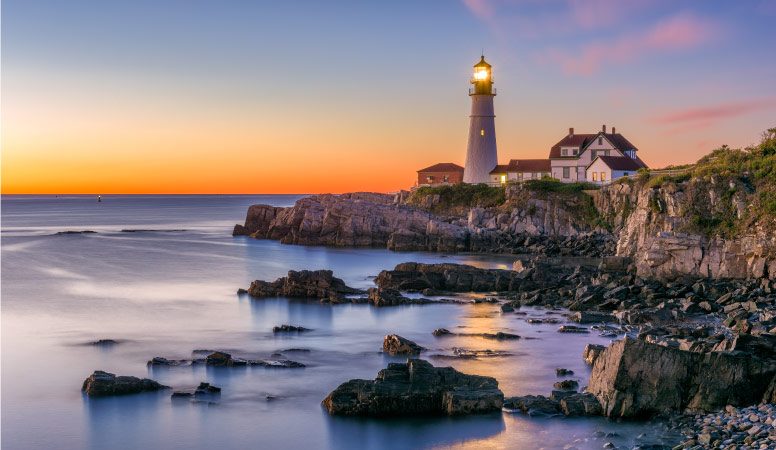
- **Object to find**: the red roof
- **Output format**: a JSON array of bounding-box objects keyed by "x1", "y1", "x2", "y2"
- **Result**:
[
  {"x1": 490, "y1": 159, "x2": 551, "y2": 174},
  {"x1": 549, "y1": 132, "x2": 639, "y2": 159},
  {"x1": 417, "y1": 162, "x2": 464, "y2": 173},
  {"x1": 590, "y1": 155, "x2": 647, "y2": 171}
]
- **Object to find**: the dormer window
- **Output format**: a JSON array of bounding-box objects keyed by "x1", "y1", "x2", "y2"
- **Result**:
[
  {"x1": 561, "y1": 149, "x2": 568, "y2": 156},
  {"x1": 598, "y1": 137, "x2": 603, "y2": 145},
  {"x1": 572, "y1": 149, "x2": 578, "y2": 155}
]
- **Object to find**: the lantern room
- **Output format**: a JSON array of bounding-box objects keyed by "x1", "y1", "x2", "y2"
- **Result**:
[{"x1": 470, "y1": 56, "x2": 494, "y2": 96}]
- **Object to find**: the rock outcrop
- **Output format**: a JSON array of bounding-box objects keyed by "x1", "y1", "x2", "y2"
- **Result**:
[
  {"x1": 82, "y1": 371, "x2": 169, "y2": 397},
  {"x1": 586, "y1": 338, "x2": 776, "y2": 418},
  {"x1": 234, "y1": 191, "x2": 613, "y2": 256},
  {"x1": 375, "y1": 262, "x2": 519, "y2": 292},
  {"x1": 382, "y1": 334, "x2": 423, "y2": 355},
  {"x1": 597, "y1": 179, "x2": 776, "y2": 280},
  {"x1": 321, "y1": 359, "x2": 503, "y2": 416},
  {"x1": 246, "y1": 270, "x2": 364, "y2": 300}
]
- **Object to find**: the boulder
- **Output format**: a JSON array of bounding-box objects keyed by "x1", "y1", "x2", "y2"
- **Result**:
[
  {"x1": 586, "y1": 337, "x2": 776, "y2": 418},
  {"x1": 374, "y1": 263, "x2": 517, "y2": 292},
  {"x1": 246, "y1": 270, "x2": 364, "y2": 299},
  {"x1": 82, "y1": 370, "x2": 169, "y2": 397},
  {"x1": 383, "y1": 334, "x2": 423, "y2": 355},
  {"x1": 432, "y1": 328, "x2": 452, "y2": 336},
  {"x1": 321, "y1": 359, "x2": 503, "y2": 416},
  {"x1": 583, "y1": 344, "x2": 606, "y2": 365},
  {"x1": 273, "y1": 325, "x2": 311, "y2": 333}
]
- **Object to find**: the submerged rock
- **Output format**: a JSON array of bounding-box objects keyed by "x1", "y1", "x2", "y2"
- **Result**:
[
  {"x1": 273, "y1": 325, "x2": 312, "y2": 333},
  {"x1": 383, "y1": 334, "x2": 423, "y2": 355},
  {"x1": 82, "y1": 370, "x2": 169, "y2": 397},
  {"x1": 586, "y1": 337, "x2": 776, "y2": 418},
  {"x1": 246, "y1": 270, "x2": 364, "y2": 300},
  {"x1": 374, "y1": 262, "x2": 518, "y2": 292},
  {"x1": 321, "y1": 359, "x2": 503, "y2": 416}
]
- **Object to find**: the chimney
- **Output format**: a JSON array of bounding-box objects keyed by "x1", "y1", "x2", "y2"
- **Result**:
[
  {"x1": 568, "y1": 127, "x2": 574, "y2": 137},
  {"x1": 612, "y1": 126, "x2": 616, "y2": 134},
  {"x1": 602, "y1": 124, "x2": 606, "y2": 133}
]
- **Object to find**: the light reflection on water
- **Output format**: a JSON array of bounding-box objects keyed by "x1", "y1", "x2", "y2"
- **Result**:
[{"x1": 2, "y1": 195, "x2": 672, "y2": 450}]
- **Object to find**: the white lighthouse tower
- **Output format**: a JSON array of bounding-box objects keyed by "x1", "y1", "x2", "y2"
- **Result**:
[{"x1": 463, "y1": 56, "x2": 498, "y2": 184}]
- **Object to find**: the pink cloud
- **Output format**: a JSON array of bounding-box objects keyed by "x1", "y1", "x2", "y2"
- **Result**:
[
  {"x1": 647, "y1": 98, "x2": 776, "y2": 125},
  {"x1": 546, "y1": 13, "x2": 714, "y2": 76}
]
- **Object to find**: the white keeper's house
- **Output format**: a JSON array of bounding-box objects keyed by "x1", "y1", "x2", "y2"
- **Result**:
[{"x1": 549, "y1": 125, "x2": 648, "y2": 183}]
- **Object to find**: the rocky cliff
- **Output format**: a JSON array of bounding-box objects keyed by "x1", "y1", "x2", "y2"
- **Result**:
[
  {"x1": 234, "y1": 187, "x2": 612, "y2": 256},
  {"x1": 596, "y1": 178, "x2": 776, "y2": 280}
]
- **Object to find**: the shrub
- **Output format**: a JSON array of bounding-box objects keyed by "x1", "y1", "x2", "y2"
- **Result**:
[{"x1": 411, "y1": 182, "x2": 505, "y2": 209}]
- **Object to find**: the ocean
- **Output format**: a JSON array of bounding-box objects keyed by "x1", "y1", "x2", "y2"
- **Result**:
[{"x1": 1, "y1": 195, "x2": 675, "y2": 450}]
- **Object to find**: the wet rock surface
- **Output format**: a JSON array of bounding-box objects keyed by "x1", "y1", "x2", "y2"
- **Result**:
[
  {"x1": 587, "y1": 338, "x2": 776, "y2": 419},
  {"x1": 245, "y1": 270, "x2": 364, "y2": 300},
  {"x1": 273, "y1": 325, "x2": 311, "y2": 333},
  {"x1": 82, "y1": 371, "x2": 169, "y2": 397},
  {"x1": 382, "y1": 334, "x2": 423, "y2": 355},
  {"x1": 148, "y1": 351, "x2": 305, "y2": 368},
  {"x1": 322, "y1": 359, "x2": 503, "y2": 416}
]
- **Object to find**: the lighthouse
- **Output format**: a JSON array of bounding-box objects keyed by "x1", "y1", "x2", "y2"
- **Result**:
[{"x1": 463, "y1": 56, "x2": 498, "y2": 184}]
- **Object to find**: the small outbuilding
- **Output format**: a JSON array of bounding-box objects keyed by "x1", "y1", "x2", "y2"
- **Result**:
[
  {"x1": 417, "y1": 163, "x2": 464, "y2": 186},
  {"x1": 489, "y1": 159, "x2": 551, "y2": 184}
]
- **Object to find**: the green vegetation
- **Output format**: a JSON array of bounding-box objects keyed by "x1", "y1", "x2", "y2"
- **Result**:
[
  {"x1": 521, "y1": 179, "x2": 600, "y2": 193},
  {"x1": 411, "y1": 183, "x2": 506, "y2": 209},
  {"x1": 640, "y1": 127, "x2": 776, "y2": 237}
]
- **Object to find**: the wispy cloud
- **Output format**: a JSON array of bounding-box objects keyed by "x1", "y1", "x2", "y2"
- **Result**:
[
  {"x1": 647, "y1": 98, "x2": 776, "y2": 136},
  {"x1": 544, "y1": 13, "x2": 714, "y2": 76}
]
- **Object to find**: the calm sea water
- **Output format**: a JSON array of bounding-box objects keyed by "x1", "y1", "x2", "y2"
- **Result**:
[{"x1": 1, "y1": 195, "x2": 674, "y2": 450}]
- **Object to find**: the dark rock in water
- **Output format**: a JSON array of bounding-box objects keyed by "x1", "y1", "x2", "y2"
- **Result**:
[
  {"x1": 365, "y1": 288, "x2": 433, "y2": 306},
  {"x1": 583, "y1": 344, "x2": 606, "y2": 365},
  {"x1": 171, "y1": 391, "x2": 193, "y2": 398},
  {"x1": 553, "y1": 379, "x2": 579, "y2": 391},
  {"x1": 504, "y1": 395, "x2": 561, "y2": 416},
  {"x1": 558, "y1": 325, "x2": 589, "y2": 333},
  {"x1": 505, "y1": 393, "x2": 601, "y2": 417},
  {"x1": 147, "y1": 357, "x2": 190, "y2": 366},
  {"x1": 205, "y1": 351, "x2": 236, "y2": 366},
  {"x1": 246, "y1": 270, "x2": 364, "y2": 300},
  {"x1": 560, "y1": 393, "x2": 602, "y2": 416},
  {"x1": 556, "y1": 368, "x2": 574, "y2": 376},
  {"x1": 432, "y1": 328, "x2": 452, "y2": 336},
  {"x1": 500, "y1": 304, "x2": 515, "y2": 313},
  {"x1": 586, "y1": 337, "x2": 776, "y2": 418},
  {"x1": 82, "y1": 370, "x2": 169, "y2": 397},
  {"x1": 481, "y1": 332, "x2": 520, "y2": 340},
  {"x1": 383, "y1": 334, "x2": 423, "y2": 355},
  {"x1": 321, "y1": 359, "x2": 503, "y2": 416},
  {"x1": 56, "y1": 230, "x2": 97, "y2": 235},
  {"x1": 91, "y1": 339, "x2": 119, "y2": 346},
  {"x1": 259, "y1": 360, "x2": 305, "y2": 368},
  {"x1": 273, "y1": 325, "x2": 312, "y2": 333},
  {"x1": 232, "y1": 224, "x2": 252, "y2": 236},
  {"x1": 569, "y1": 311, "x2": 615, "y2": 324},
  {"x1": 195, "y1": 382, "x2": 221, "y2": 394},
  {"x1": 236, "y1": 288, "x2": 248, "y2": 294},
  {"x1": 375, "y1": 262, "x2": 518, "y2": 293}
]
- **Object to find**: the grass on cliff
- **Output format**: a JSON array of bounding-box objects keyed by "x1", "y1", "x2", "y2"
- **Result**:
[
  {"x1": 638, "y1": 126, "x2": 776, "y2": 236},
  {"x1": 521, "y1": 179, "x2": 600, "y2": 194},
  {"x1": 411, "y1": 183, "x2": 506, "y2": 209}
]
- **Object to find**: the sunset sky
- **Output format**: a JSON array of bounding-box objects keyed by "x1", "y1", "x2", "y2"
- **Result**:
[{"x1": 3, "y1": 0, "x2": 776, "y2": 194}]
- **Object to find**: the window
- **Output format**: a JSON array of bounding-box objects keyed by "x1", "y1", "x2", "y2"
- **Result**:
[
  {"x1": 562, "y1": 167, "x2": 570, "y2": 179},
  {"x1": 480, "y1": 129, "x2": 485, "y2": 136},
  {"x1": 591, "y1": 150, "x2": 597, "y2": 159},
  {"x1": 600, "y1": 172, "x2": 606, "y2": 181},
  {"x1": 592, "y1": 172, "x2": 597, "y2": 181},
  {"x1": 532, "y1": 172, "x2": 538, "y2": 178},
  {"x1": 443, "y1": 175, "x2": 449, "y2": 182},
  {"x1": 598, "y1": 137, "x2": 603, "y2": 145},
  {"x1": 561, "y1": 148, "x2": 568, "y2": 156},
  {"x1": 572, "y1": 149, "x2": 578, "y2": 155},
  {"x1": 500, "y1": 175, "x2": 506, "y2": 184},
  {"x1": 518, "y1": 173, "x2": 523, "y2": 180},
  {"x1": 426, "y1": 176, "x2": 434, "y2": 182},
  {"x1": 623, "y1": 172, "x2": 629, "y2": 177}
]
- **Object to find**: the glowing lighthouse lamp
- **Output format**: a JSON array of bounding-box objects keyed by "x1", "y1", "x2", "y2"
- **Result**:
[{"x1": 463, "y1": 56, "x2": 499, "y2": 184}]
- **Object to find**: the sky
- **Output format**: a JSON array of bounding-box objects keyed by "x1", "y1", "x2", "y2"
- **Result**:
[{"x1": 2, "y1": 0, "x2": 776, "y2": 194}]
